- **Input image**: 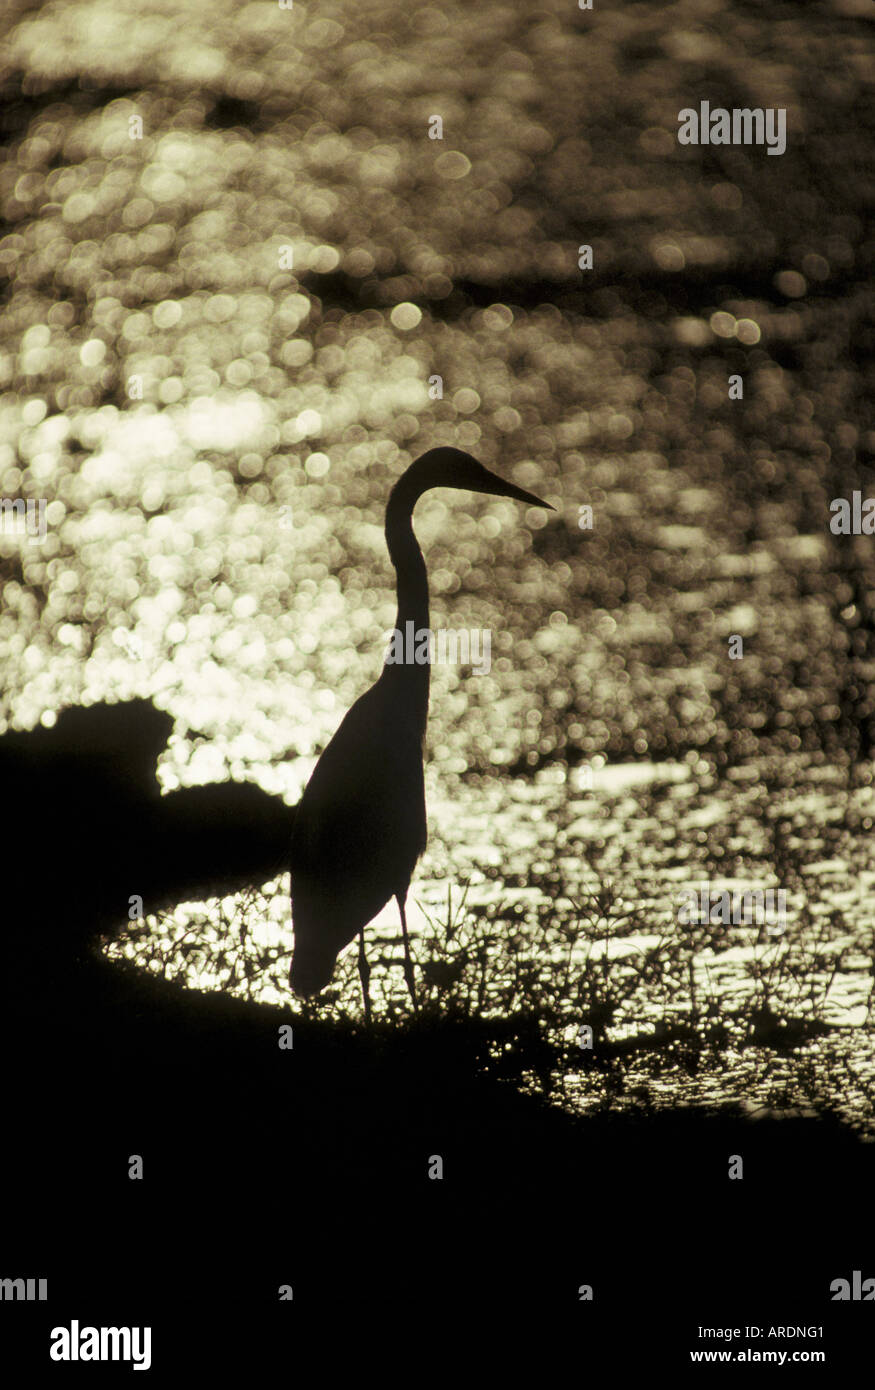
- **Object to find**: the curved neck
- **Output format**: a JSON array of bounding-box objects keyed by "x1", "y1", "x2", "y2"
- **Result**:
[
  {"x1": 386, "y1": 484, "x2": 429, "y2": 629},
  {"x1": 381, "y1": 479, "x2": 430, "y2": 731}
]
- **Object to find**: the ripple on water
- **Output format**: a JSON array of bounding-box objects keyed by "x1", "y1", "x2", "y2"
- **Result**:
[{"x1": 104, "y1": 753, "x2": 875, "y2": 1135}]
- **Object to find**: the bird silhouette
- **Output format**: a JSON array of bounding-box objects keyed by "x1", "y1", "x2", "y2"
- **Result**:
[{"x1": 289, "y1": 447, "x2": 553, "y2": 1018}]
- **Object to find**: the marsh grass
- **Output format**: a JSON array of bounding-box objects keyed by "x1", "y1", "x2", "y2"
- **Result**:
[{"x1": 106, "y1": 867, "x2": 875, "y2": 1135}]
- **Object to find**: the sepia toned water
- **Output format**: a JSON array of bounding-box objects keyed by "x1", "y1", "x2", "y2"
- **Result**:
[{"x1": 1, "y1": 0, "x2": 873, "y2": 1133}]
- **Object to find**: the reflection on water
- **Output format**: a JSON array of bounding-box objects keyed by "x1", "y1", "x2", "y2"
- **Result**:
[
  {"x1": 1, "y1": 0, "x2": 872, "y2": 1143},
  {"x1": 106, "y1": 754, "x2": 875, "y2": 1136}
]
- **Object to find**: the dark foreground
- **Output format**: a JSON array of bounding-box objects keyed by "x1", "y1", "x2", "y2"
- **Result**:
[{"x1": 2, "y1": 700, "x2": 872, "y2": 1368}]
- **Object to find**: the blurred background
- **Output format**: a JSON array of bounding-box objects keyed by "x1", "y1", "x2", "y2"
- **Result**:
[{"x1": 1, "y1": 0, "x2": 874, "y2": 1130}]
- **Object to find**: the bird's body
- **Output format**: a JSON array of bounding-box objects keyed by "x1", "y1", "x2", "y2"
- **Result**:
[
  {"x1": 289, "y1": 677, "x2": 427, "y2": 995},
  {"x1": 289, "y1": 447, "x2": 551, "y2": 1007}
]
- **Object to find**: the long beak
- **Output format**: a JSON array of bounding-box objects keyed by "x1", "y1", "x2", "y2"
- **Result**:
[{"x1": 482, "y1": 472, "x2": 555, "y2": 510}]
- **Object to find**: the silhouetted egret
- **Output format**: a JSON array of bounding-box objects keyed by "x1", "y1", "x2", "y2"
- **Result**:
[{"x1": 289, "y1": 447, "x2": 553, "y2": 1017}]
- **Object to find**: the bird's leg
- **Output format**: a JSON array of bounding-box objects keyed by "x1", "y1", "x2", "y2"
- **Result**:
[
  {"x1": 357, "y1": 929, "x2": 372, "y2": 1024},
  {"x1": 396, "y1": 892, "x2": 418, "y2": 1009}
]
